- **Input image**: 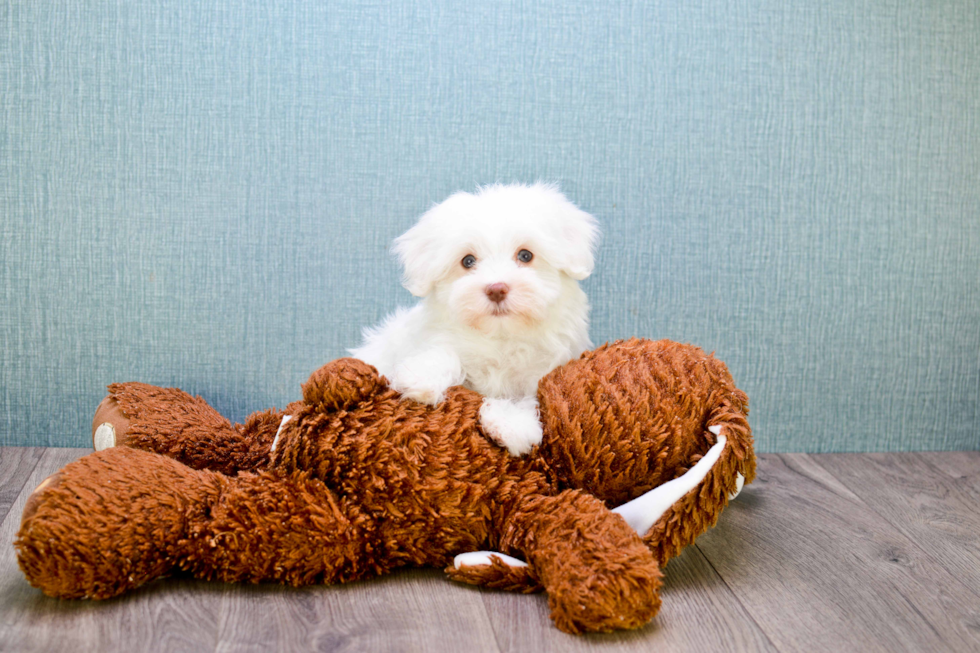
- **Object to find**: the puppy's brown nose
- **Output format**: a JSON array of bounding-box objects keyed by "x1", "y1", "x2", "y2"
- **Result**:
[{"x1": 485, "y1": 283, "x2": 509, "y2": 304}]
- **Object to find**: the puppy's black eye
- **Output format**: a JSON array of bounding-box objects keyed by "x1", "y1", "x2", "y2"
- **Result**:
[
  {"x1": 517, "y1": 249, "x2": 534, "y2": 264},
  {"x1": 461, "y1": 254, "x2": 477, "y2": 269}
]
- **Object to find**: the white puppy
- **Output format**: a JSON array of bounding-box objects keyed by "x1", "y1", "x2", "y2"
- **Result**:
[{"x1": 350, "y1": 183, "x2": 599, "y2": 455}]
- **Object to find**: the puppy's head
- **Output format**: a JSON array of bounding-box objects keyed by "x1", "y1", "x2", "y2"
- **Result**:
[{"x1": 393, "y1": 183, "x2": 599, "y2": 331}]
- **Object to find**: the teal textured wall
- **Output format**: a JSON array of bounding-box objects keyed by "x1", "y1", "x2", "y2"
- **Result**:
[{"x1": 2, "y1": 0, "x2": 979, "y2": 451}]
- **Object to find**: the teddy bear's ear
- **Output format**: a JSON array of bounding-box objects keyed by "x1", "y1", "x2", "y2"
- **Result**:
[{"x1": 302, "y1": 358, "x2": 382, "y2": 412}]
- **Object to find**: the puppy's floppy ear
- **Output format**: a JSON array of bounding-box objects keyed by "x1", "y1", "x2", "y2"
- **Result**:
[
  {"x1": 393, "y1": 191, "x2": 474, "y2": 297},
  {"x1": 536, "y1": 183, "x2": 600, "y2": 280}
]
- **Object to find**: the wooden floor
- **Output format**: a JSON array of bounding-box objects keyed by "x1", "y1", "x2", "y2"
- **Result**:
[{"x1": 0, "y1": 448, "x2": 978, "y2": 652}]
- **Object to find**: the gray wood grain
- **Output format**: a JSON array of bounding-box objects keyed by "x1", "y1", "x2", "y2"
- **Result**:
[
  {"x1": 662, "y1": 546, "x2": 777, "y2": 653},
  {"x1": 918, "y1": 452, "x2": 980, "y2": 509},
  {"x1": 695, "y1": 453, "x2": 980, "y2": 653},
  {"x1": 478, "y1": 545, "x2": 777, "y2": 652},
  {"x1": 478, "y1": 589, "x2": 651, "y2": 652},
  {"x1": 918, "y1": 451, "x2": 980, "y2": 486},
  {"x1": 213, "y1": 570, "x2": 501, "y2": 653},
  {"x1": 0, "y1": 448, "x2": 44, "y2": 523},
  {"x1": 814, "y1": 452, "x2": 980, "y2": 598}
]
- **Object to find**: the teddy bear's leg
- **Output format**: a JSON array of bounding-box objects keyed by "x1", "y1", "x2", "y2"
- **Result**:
[
  {"x1": 489, "y1": 489, "x2": 664, "y2": 634},
  {"x1": 178, "y1": 467, "x2": 382, "y2": 587},
  {"x1": 92, "y1": 382, "x2": 281, "y2": 475},
  {"x1": 17, "y1": 447, "x2": 382, "y2": 599},
  {"x1": 17, "y1": 447, "x2": 221, "y2": 599}
]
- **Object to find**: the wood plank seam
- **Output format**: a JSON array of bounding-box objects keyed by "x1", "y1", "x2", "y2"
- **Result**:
[
  {"x1": 476, "y1": 588, "x2": 507, "y2": 653},
  {"x1": 692, "y1": 542, "x2": 782, "y2": 652}
]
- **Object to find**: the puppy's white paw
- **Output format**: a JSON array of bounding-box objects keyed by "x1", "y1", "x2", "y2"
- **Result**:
[
  {"x1": 479, "y1": 398, "x2": 543, "y2": 456},
  {"x1": 398, "y1": 384, "x2": 446, "y2": 406},
  {"x1": 389, "y1": 349, "x2": 463, "y2": 406},
  {"x1": 389, "y1": 369, "x2": 447, "y2": 406}
]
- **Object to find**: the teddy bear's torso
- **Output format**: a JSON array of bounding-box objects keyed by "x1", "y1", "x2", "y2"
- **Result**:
[{"x1": 271, "y1": 385, "x2": 555, "y2": 567}]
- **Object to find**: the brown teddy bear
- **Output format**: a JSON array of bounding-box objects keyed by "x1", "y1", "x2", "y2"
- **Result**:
[{"x1": 15, "y1": 339, "x2": 754, "y2": 635}]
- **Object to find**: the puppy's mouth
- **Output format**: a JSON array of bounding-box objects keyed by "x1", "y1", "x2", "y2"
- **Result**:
[
  {"x1": 487, "y1": 304, "x2": 539, "y2": 326},
  {"x1": 466, "y1": 303, "x2": 539, "y2": 331}
]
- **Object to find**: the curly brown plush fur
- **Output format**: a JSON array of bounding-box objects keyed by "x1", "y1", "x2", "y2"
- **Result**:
[{"x1": 16, "y1": 339, "x2": 753, "y2": 635}]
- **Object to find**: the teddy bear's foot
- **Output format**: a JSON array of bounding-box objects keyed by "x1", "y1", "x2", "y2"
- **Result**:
[
  {"x1": 92, "y1": 395, "x2": 132, "y2": 450},
  {"x1": 20, "y1": 472, "x2": 63, "y2": 525},
  {"x1": 93, "y1": 423, "x2": 115, "y2": 450},
  {"x1": 16, "y1": 448, "x2": 214, "y2": 600}
]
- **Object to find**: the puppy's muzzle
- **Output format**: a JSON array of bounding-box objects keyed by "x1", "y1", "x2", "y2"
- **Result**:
[{"x1": 485, "y1": 283, "x2": 510, "y2": 304}]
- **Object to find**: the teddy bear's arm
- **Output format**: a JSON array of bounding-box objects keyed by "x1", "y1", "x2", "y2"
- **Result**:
[
  {"x1": 451, "y1": 489, "x2": 664, "y2": 634},
  {"x1": 90, "y1": 358, "x2": 383, "y2": 475},
  {"x1": 302, "y1": 357, "x2": 384, "y2": 412},
  {"x1": 93, "y1": 382, "x2": 282, "y2": 475},
  {"x1": 449, "y1": 435, "x2": 749, "y2": 606}
]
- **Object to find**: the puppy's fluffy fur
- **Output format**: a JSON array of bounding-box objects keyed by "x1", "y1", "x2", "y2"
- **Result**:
[{"x1": 351, "y1": 183, "x2": 599, "y2": 455}]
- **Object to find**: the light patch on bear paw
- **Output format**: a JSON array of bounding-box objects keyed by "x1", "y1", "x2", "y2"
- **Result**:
[
  {"x1": 271, "y1": 415, "x2": 292, "y2": 452},
  {"x1": 454, "y1": 551, "x2": 528, "y2": 570},
  {"x1": 730, "y1": 472, "x2": 745, "y2": 500},
  {"x1": 94, "y1": 423, "x2": 116, "y2": 451}
]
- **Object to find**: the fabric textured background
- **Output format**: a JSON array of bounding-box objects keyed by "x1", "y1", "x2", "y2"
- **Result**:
[{"x1": 2, "y1": 0, "x2": 978, "y2": 451}]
